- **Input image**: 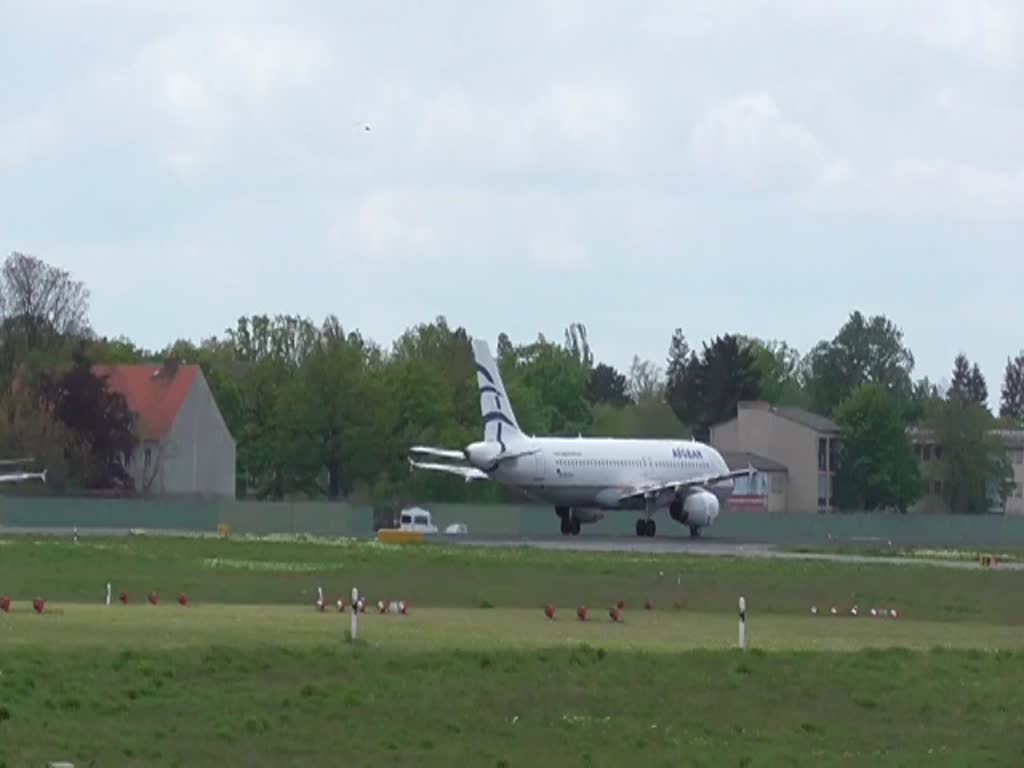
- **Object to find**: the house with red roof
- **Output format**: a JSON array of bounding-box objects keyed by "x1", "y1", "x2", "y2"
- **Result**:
[{"x1": 92, "y1": 359, "x2": 236, "y2": 498}]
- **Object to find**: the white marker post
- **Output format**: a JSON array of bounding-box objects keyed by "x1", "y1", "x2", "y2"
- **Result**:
[
  {"x1": 738, "y1": 596, "x2": 746, "y2": 650},
  {"x1": 106, "y1": 582, "x2": 111, "y2": 607},
  {"x1": 350, "y1": 587, "x2": 359, "y2": 641}
]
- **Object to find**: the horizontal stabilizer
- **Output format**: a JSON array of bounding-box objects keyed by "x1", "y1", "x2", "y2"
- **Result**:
[
  {"x1": 408, "y1": 459, "x2": 489, "y2": 482},
  {"x1": 409, "y1": 445, "x2": 466, "y2": 460},
  {"x1": 0, "y1": 456, "x2": 34, "y2": 466}
]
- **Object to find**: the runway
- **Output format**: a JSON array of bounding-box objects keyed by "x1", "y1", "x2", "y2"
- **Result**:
[
  {"x1": 439, "y1": 534, "x2": 1024, "y2": 570},
  {"x1": 2, "y1": 525, "x2": 1019, "y2": 571}
]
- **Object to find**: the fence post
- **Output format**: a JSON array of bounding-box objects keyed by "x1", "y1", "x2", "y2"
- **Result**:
[
  {"x1": 738, "y1": 596, "x2": 746, "y2": 650},
  {"x1": 350, "y1": 587, "x2": 359, "y2": 641}
]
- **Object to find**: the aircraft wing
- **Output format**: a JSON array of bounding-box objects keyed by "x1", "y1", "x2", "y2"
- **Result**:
[
  {"x1": 409, "y1": 444, "x2": 539, "y2": 462},
  {"x1": 409, "y1": 445, "x2": 466, "y2": 460},
  {"x1": 617, "y1": 465, "x2": 755, "y2": 503},
  {"x1": 408, "y1": 459, "x2": 489, "y2": 482},
  {"x1": 0, "y1": 457, "x2": 34, "y2": 466},
  {"x1": 0, "y1": 469, "x2": 46, "y2": 484}
]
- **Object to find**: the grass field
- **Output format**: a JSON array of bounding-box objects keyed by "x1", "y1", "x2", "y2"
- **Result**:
[
  {"x1": 4, "y1": 535, "x2": 1024, "y2": 624},
  {"x1": 2, "y1": 535, "x2": 1024, "y2": 766}
]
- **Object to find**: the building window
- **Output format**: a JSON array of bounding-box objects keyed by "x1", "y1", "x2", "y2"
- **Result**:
[
  {"x1": 818, "y1": 438, "x2": 827, "y2": 472},
  {"x1": 144, "y1": 447, "x2": 152, "y2": 468},
  {"x1": 770, "y1": 474, "x2": 784, "y2": 494},
  {"x1": 933, "y1": 479, "x2": 942, "y2": 495},
  {"x1": 1011, "y1": 448, "x2": 1024, "y2": 465},
  {"x1": 1016, "y1": 483, "x2": 1023, "y2": 499},
  {"x1": 923, "y1": 444, "x2": 932, "y2": 461},
  {"x1": 818, "y1": 473, "x2": 829, "y2": 509},
  {"x1": 934, "y1": 445, "x2": 944, "y2": 460}
]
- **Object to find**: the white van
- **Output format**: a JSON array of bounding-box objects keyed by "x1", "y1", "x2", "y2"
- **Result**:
[{"x1": 398, "y1": 507, "x2": 438, "y2": 534}]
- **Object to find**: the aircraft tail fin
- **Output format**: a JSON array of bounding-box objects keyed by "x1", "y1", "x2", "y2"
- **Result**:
[{"x1": 471, "y1": 339, "x2": 522, "y2": 447}]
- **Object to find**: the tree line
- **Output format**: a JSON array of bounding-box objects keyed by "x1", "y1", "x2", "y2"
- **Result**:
[{"x1": 1, "y1": 250, "x2": 1022, "y2": 512}]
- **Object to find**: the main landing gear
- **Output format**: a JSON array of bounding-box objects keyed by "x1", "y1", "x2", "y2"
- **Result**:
[
  {"x1": 556, "y1": 507, "x2": 581, "y2": 536},
  {"x1": 635, "y1": 518, "x2": 656, "y2": 537},
  {"x1": 636, "y1": 495, "x2": 656, "y2": 537}
]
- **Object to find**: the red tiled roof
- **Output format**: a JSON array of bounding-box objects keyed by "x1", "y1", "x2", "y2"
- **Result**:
[{"x1": 91, "y1": 363, "x2": 199, "y2": 440}]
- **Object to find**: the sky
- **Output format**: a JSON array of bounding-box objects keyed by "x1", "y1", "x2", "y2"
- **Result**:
[{"x1": 2, "y1": 0, "x2": 1022, "y2": 409}]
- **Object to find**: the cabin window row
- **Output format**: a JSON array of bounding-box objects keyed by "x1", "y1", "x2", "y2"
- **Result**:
[{"x1": 553, "y1": 459, "x2": 711, "y2": 469}]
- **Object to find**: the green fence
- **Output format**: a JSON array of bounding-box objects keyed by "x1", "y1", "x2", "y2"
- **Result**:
[
  {"x1": 3, "y1": 497, "x2": 1024, "y2": 551},
  {"x1": 422, "y1": 503, "x2": 1024, "y2": 550},
  {"x1": 219, "y1": 501, "x2": 375, "y2": 538},
  {"x1": 0, "y1": 498, "x2": 374, "y2": 538}
]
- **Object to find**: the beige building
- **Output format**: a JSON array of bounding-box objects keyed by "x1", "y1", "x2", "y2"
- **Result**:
[
  {"x1": 710, "y1": 401, "x2": 841, "y2": 513},
  {"x1": 719, "y1": 450, "x2": 789, "y2": 512},
  {"x1": 93, "y1": 360, "x2": 237, "y2": 499},
  {"x1": 909, "y1": 427, "x2": 1024, "y2": 515}
]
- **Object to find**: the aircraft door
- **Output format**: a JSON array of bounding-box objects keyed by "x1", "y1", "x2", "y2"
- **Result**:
[
  {"x1": 532, "y1": 452, "x2": 545, "y2": 485},
  {"x1": 642, "y1": 455, "x2": 657, "y2": 482}
]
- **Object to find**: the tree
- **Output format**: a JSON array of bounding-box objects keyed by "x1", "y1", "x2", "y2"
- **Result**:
[
  {"x1": 926, "y1": 397, "x2": 1013, "y2": 514},
  {"x1": 589, "y1": 400, "x2": 688, "y2": 439},
  {"x1": 949, "y1": 353, "x2": 988, "y2": 410},
  {"x1": 0, "y1": 251, "x2": 90, "y2": 344},
  {"x1": 832, "y1": 384, "x2": 923, "y2": 513},
  {"x1": 278, "y1": 320, "x2": 393, "y2": 499},
  {"x1": 87, "y1": 335, "x2": 149, "y2": 364},
  {"x1": 903, "y1": 377, "x2": 941, "y2": 425},
  {"x1": 589, "y1": 363, "x2": 630, "y2": 406},
  {"x1": 739, "y1": 336, "x2": 807, "y2": 407},
  {"x1": 38, "y1": 349, "x2": 137, "y2": 490},
  {"x1": 226, "y1": 314, "x2": 319, "y2": 365},
  {"x1": 0, "y1": 252, "x2": 91, "y2": 392},
  {"x1": 0, "y1": 385, "x2": 77, "y2": 492},
  {"x1": 1000, "y1": 351, "x2": 1024, "y2": 423},
  {"x1": 505, "y1": 336, "x2": 591, "y2": 435},
  {"x1": 563, "y1": 322, "x2": 593, "y2": 371},
  {"x1": 627, "y1": 356, "x2": 663, "y2": 404},
  {"x1": 665, "y1": 328, "x2": 690, "y2": 392},
  {"x1": 804, "y1": 311, "x2": 915, "y2": 418},
  {"x1": 665, "y1": 334, "x2": 761, "y2": 440}
]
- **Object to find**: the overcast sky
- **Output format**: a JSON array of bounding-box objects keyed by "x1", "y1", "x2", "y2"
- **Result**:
[{"x1": 2, "y1": 1, "x2": 1021, "y2": 406}]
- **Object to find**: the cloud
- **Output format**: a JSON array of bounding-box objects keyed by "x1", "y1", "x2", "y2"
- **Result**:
[
  {"x1": 329, "y1": 185, "x2": 594, "y2": 270},
  {"x1": 916, "y1": 0, "x2": 1023, "y2": 74},
  {"x1": 2, "y1": 0, "x2": 1023, "y2": 394},
  {"x1": 688, "y1": 92, "x2": 836, "y2": 188},
  {"x1": 0, "y1": 107, "x2": 63, "y2": 168},
  {"x1": 688, "y1": 89, "x2": 1024, "y2": 220}
]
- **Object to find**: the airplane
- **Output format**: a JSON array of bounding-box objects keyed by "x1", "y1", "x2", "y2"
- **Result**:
[
  {"x1": 0, "y1": 457, "x2": 47, "y2": 485},
  {"x1": 408, "y1": 339, "x2": 754, "y2": 538}
]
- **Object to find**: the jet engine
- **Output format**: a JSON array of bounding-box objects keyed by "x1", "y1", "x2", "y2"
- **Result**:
[
  {"x1": 570, "y1": 507, "x2": 605, "y2": 524},
  {"x1": 669, "y1": 490, "x2": 720, "y2": 528}
]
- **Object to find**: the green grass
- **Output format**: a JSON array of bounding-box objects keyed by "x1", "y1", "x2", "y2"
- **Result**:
[
  {"x1": 2, "y1": 535, "x2": 1024, "y2": 766},
  {"x1": 3, "y1": 535, "x2": 1024, "y2": 625},
  {"x1": 1, "y1": 604, "x2": 1023, "y2": 653},
  {"x1": 2, "y1": 641, "x2": 1024, "y2": 766},
  {"x1": 788, "y1": 542, "x2": 1023, "y2": 563}
]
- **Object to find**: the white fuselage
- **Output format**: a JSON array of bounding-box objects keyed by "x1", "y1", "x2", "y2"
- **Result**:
[{"x1": 487, "y1": 436, "x2": 734, "y2": 510}]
